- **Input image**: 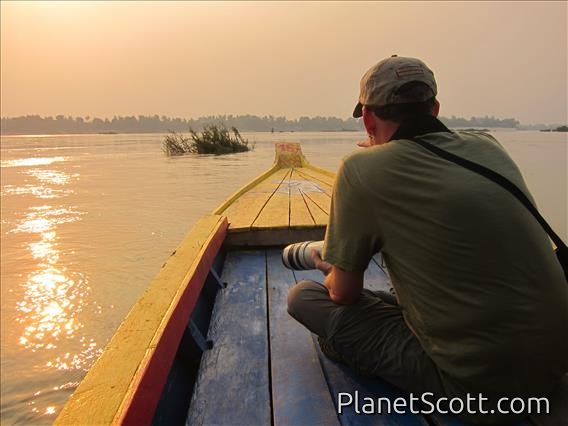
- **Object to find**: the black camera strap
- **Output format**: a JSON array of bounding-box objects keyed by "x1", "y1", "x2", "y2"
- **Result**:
[{"x1": 409, "y1": 136, "x2": 567, "y2": 281}]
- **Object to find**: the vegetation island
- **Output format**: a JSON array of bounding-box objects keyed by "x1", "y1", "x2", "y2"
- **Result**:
[{"x1": 162, "y1": 125, "x2": 252, "y2": 156}]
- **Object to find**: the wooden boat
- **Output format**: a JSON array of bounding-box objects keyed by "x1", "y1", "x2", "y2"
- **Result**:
[{"x1": 55, "y1": 143, "x2": 566, "y2": 426}]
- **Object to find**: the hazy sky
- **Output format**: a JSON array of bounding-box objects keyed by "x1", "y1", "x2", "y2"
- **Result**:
[{"x1": 1, "y1": 1, "x2": 567, "y2": 124}]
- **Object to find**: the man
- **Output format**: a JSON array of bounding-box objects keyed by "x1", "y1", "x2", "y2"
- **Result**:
[{"x1": 287, "y1": 55, "x2": 568, "y2": 424}]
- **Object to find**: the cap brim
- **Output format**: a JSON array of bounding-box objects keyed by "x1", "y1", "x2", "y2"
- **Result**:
[{"x1": 353, "y1": 102, "x2": 363, "y2": 118}]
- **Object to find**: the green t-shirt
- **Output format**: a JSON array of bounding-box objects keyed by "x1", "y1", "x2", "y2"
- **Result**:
[{"x1": 324, "y1": 130, "x2": 568, "y2": 407}]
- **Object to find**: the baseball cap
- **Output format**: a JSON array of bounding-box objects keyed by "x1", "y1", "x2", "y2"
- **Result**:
[{"x1": 353, "y1": 55, "x2": 437, "y2": 118}]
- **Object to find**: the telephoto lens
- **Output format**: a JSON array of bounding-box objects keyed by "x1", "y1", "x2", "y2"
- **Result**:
[{"x1": 282, "y1": 240, "x2": 324, "y2": 270}]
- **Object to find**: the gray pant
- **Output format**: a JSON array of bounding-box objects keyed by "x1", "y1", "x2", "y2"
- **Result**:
[{"x1": 287, "y1": 280, "x2": 447, "y2": 398}]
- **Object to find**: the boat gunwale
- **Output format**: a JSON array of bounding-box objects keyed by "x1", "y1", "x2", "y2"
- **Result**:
[{"x1": 54, "y1": 215, "x2": 229, "y2": 426}]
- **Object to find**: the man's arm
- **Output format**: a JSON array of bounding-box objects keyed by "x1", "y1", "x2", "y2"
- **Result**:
[
  {"x1": 325, "y1": 266, "x2": 364, "y2": 304},
  {"x1": 313, "y1": 250, "x2": 364, "y2": 305}
]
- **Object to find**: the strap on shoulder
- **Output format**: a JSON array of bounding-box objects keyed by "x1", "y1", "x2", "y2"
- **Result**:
[{"x1": 409, "y1": 137, "x2": 567, "y2": 252}]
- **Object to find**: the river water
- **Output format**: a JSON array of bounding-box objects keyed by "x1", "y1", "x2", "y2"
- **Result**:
[{"x1": 1, "y1": 131, "x2": 566, "y2": 424}]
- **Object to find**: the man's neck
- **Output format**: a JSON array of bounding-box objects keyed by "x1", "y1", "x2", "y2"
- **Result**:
[
  {"x1": 389, "y1": 115, "x2": 451, "y2": 142},
  {"x1": 375, "y1": 121, "x2": 400, "y2": 145}
]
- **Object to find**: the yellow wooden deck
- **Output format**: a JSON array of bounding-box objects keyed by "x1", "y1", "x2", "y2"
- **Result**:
[{"x1": 214, "y1": 143, "x2": 335, "y2": 247}]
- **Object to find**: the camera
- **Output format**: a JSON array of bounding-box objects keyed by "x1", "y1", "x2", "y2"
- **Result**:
[{"x1": 281, "y1": 240, "x2": 324, "y2": 270}]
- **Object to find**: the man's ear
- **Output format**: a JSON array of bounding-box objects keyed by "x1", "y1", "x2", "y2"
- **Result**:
[
  {"x1": 432, "y1": 100, "x2": 440, "y2": 117},
  {"x1": 362, "y1": 106, "x2": 377, "y2": 135}
]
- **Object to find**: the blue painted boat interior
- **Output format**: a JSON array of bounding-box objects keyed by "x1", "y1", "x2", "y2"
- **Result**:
[{"x1": 152, "y1": 248, "x2": 567, "y2": 426}]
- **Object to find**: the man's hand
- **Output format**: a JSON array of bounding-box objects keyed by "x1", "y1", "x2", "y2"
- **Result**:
[{"x1": 312, "y1": 249, "x2": 332, "y2": 277}]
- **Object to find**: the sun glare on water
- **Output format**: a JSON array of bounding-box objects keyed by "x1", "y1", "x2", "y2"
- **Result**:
[
  {"x1": 13, "y1": 205, "x2": 91, "y2": 361},
  {"x1": 2, "y1": 154, "x2": 103, "y2": 419}
]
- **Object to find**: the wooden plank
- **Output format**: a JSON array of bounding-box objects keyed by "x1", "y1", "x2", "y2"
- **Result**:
[
  {"x1": 295, "y1": 168, "x2": 334, "y2": 192},
  {"x1": 295, "y1": 166, "x2": 336, "y2": 189},
  {"x1": 303, "y1": 191, "x2": 331, "y2": 226},
  {"x1": 187, "y1": 250, "x2": 270, "y2": 426},
  {"x1": 253, "y1": 192, "x2": 291, "y2": 229},
  {"x1": 289, "y1": 169, "x2": 318, "y2": 228},
  {"x1": 222, "y1": 168, "x2": 291, "y2": 230},
  {"x1": 290, "y1": 193, "x2": 315, "y2": 226},
  {"x1": 252, "y1": 169, "x2": 293, "y2": 229},
  {"x1": 55, "y1": 215, "x2": 228, "y2": 426},
  {"x1": 292, "y1": 167, "x2": 332, "y2": 225},
  {"x1": 266, "y1": 249, "x2": 340, "y2": 426},
  {"x1": 224, "y1": 227, "x2": 326, "y2": 248},
  {"x1": 313, "y1": 338, "x2": 430, "y2": 426}
]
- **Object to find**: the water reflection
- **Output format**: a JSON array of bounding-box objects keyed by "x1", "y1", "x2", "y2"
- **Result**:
[
  {"x1": 11, "y1": 205, "x2": 98, "y2": 370},
  {"x1": 1, "y1": 168, "x2": 79, "y2": 199},
  {"x1": 0, "y1": 156, "x2": 66, "y2": 168},
  {"x1": 26, "y1": 169, "x2": 77, "y2": 185},
  {"x1": 11, "y1": 204, "x2": 92, "y2": 362},
  {"x1": 4, "y1": 162, "x2": 100, "y2": 377},
  {"x1": 1, "y1": 183, "x2": 74, "y2": 199}
]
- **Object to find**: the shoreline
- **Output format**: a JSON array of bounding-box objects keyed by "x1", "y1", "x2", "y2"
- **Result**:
[{"x1": 3, "y1": 128, "x2": 564, "y2": 137}]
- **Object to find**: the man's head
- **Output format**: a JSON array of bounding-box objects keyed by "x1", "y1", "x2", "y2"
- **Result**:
[
  {"x1": 354, "y1": 55, "x2": 439, "y2": 144},
  {"x1": 353, "y1": 55, "x2": 437, "y2": 119}
]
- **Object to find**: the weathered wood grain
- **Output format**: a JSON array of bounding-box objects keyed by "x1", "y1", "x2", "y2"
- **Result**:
[
  {"x1": 290, "y1": 191, "x2": 317, "y2": 228},
  {"x1": 288, "y1": 169, "x2": 326, "y2": 227},
  {"x1": 295, "y1": 166, "x2": 335, "y2": 189},
  {"x1": 186, "y1": 250, "x2": 270, "y2": 426},
  {"x1": 313, "y1": 335, "x2": 430, "y2": 426},
  {"x1": 252, "y1": 190, "x2": 291, "y2": 229},
  {"x1": 266, "y1": 249, "x2": 340, "y2": 426},
  {"x1": 217, "y1": 144, "x2": 335, "y2": 241},
  {"x1": 224, "y1": 227, "x2": 326, "y2": 248},
  {"x1": 302, "y1": 191, "x2": 331, "y2": 226},
  {"x1": 222, "y1": 168, "x2": 292, "y2": 230}
]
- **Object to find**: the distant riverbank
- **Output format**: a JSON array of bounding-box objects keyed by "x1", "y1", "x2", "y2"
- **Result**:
[
  {"x1": 540, "y1": 125, "x2": 568, "y2": 132},
  {"x1": 0, "y1": 114, "x2": 527, "y2": 135}
]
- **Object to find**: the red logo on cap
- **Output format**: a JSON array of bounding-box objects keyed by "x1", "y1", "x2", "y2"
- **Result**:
[{"x1": 396, "y1": 65, "x2": 424, "y2": 78}]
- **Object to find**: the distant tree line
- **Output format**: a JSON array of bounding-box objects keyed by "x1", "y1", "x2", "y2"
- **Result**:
[
  {"x1": 0, "y1": 114, "x2": 361, "y2": 134},
  {"x1": 443, "y1": 115, "x2": 519, "y2": 129},
  {"x1": 0, "y1": 114, "x2": 521, "y2": 135}
]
